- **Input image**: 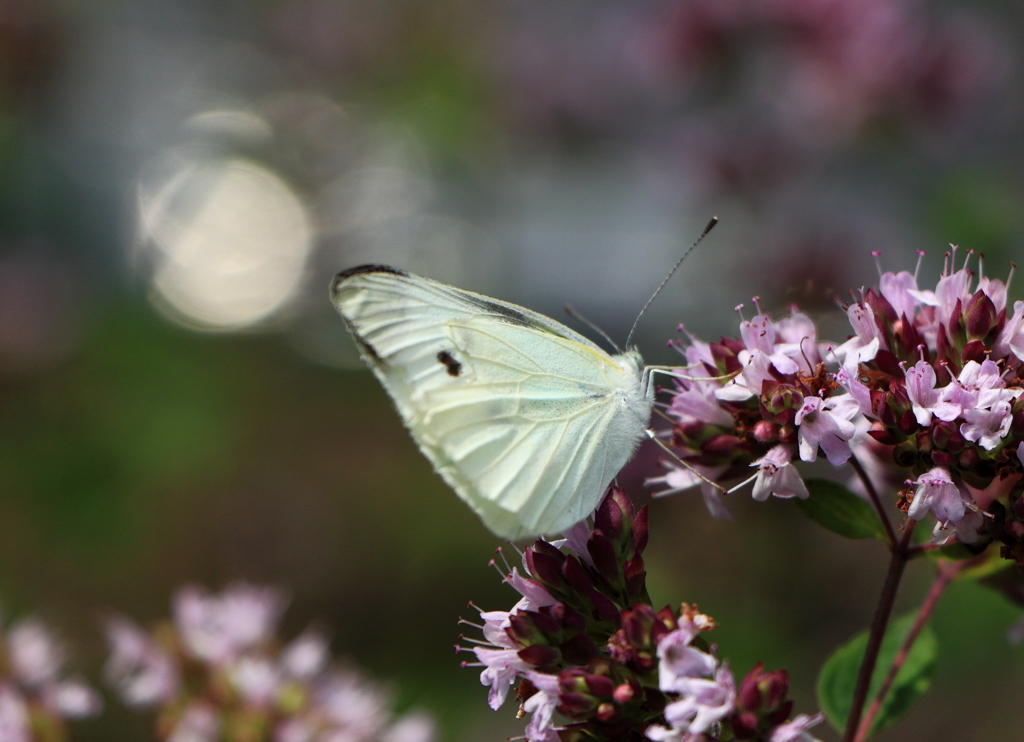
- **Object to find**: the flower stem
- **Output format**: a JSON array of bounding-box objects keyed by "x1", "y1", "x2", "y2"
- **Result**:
[
  {"x1": 841, "y1": 520, "x2": 916, "y2": 742},
  {"x1": 849, "y1": 453, "x2": 897, "y2": 548},
  {"x1": 852, "y1": 554, "x2": 985, "y2": 742}
]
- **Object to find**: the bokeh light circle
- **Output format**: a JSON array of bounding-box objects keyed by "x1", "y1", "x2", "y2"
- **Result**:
[{"x1": 140, "y1": 158, "x2": 313, "y2": 331}]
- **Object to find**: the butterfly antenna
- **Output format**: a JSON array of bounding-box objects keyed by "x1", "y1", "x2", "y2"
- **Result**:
[
  {"x1": 565, "y1": 303, "x2": 623, "y2": 354},
  {"x1": 625, "y1": 216, "x2": 718, "y2": 348}
]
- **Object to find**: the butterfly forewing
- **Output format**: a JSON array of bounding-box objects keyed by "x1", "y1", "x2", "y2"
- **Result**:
[{"x1": 332, "y1": 265, "x2": 651, "y2": 539}]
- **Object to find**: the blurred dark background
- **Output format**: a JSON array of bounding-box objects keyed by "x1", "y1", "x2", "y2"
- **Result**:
[{"x1": 0, "y1": 1, "x2": 1022, "y2": 740}]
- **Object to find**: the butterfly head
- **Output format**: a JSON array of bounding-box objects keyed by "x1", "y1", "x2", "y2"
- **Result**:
[{"x1": 615, "y1": 349, "x2": 645, "y2": 378}]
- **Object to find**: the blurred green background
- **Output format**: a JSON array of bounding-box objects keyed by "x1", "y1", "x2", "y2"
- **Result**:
[{"x1": 1, "y1": 1, "x2": 1023, "y2": 740}]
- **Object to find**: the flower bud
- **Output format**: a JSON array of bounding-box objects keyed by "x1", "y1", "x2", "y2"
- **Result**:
[
  {"x1": 586, "y1": 532, "x2": 621, "y2": 586},
  {"x1": 559, "y1": 691, "x2": 595, "y2": 715},
  {"x1": 751, "y1": 419, "x2": 777, "y2": 443},
  {"x1": 931, "y1": 420, "x2": 964, "y2": 453},
  {"x1": 965, "y1": 291, "x2": 997, "y2": 340},
  {"x1": 623, "y1": 556, "x2": 648, "y2": 606},
  {"x1": 875, "y1": 349, "x2": 903, "y2": 378},
  {"x1": 550, "y1": 603, "x2": 587, "y2": 635},
  {"x1": 863, "y1": 287, "x2": 897, "y2": 325},
  {"x1": 947, "y1": 298, "x2": 966, "y2": 343},
  {"x1": 612, "y1": 682, "x2": 635, "y2": 705},
  {"x1": 711, "y1": 339, "x2": 744, "y2": 374},
  {"x1": 889, "y1": 381, "x2": 911, "y2": 413},
  {"x1": 877, "y1": 395, "x2": 898, "y2": 428},
  {"x1": 594, "y1": 488, "x2": 631, "y2": 544},
  {"x1": 588, "y1": 588, "x2": 621, "y2": 626},
  {"x1": 631, "y1": 506, "x2": 649, "y2": 556},
  {"x1": 961, "y1": 339, "x2": 987, "y2": 365},
  {"x1": 867, "y1": 421, "x2": 897, "y2": 445},
  {"x1": 768, "y1": 699, "x2": 794, "y2": 727},
  {"x1": 518, "y1": 644, "x2": 559, "y2": 668},
  {"x1": 898, "y1": 409, "x2": 917, "y2": 436},
  {"x1": 739, "y1": 670, "x2": 762, "y2": 711},
  {"x1": 731, "y1": 711, "x2": 759, "y2": 739},
  {"x1": 957, "y1": 446, "x2": 980, "y2": 472},
  {"x1": 702, "y1": 434, "x2": 742, "y2": 460},
  {"x1": 622, "y1": 606, "x2": 655, "y2": 649},
  {"x1": 935, "y1": 324, "x2": 956, "y2": 372},
  {"x1": 892, "y1": 316, "x2": 924, "y2": 359},
  {"x1": 526, "y1": 543, "x2": 567, "y2": 593},
  {"x1": 760, "y1": 382, "x2": 803, "y2": 425},
  {"x1": 563, "y1": 554, "x2": 594, "y2": 595},
  {"x1": 585, "y1": 674, "x2": 614, "y2": 698},
  {"x1": 738, "y1": 663, "x2": 789, "y2": 714},
  {"x1": 678, "y1": 421, "x2": 706, "y2": 442}
]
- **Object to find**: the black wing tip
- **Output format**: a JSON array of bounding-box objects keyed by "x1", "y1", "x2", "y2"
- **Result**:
[{"x1": 331, "y1": 264, "x2": 408, "y2": 295}]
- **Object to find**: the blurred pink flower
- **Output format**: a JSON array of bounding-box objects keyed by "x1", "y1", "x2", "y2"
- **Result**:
[
  {"x1": 0, "y1": 615, "x2": 102, "y2": 741},
  {"x1": 103, "y1": 614, "x2": 179, "y2": 706},
  {"x1": 173, "y1": 582, "x2": 286, "y2": 664},
  {"x1": 106, "y1": 583, "x2": 434, "y2": 742}
]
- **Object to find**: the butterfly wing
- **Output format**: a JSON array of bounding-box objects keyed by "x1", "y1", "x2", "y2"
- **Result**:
[{"x1": 331, "y1": 265, "x2": 650, "y2": 539}]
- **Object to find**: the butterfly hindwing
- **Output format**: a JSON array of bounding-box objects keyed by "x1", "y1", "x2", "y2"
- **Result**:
[{"x1": 332, "y1": 265, "x2": 651, "y2": 539}]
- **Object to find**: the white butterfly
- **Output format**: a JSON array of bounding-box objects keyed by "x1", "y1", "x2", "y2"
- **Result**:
[{"x1": 331, "y1": 264, "x2": 660, "y2": 540}]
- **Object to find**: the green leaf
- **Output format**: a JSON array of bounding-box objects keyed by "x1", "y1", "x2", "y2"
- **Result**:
[
  {"x1": 795, "y1": 479, "x2": 888, "y2": 540},
  {"x1": 817, "y1": 612, "x2": 938, "y2": 738}
]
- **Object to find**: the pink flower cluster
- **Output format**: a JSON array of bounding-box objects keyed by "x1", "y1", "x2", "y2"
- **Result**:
[
  {"x1": 0, "y1": 614, "x2": 101, "y2": 742},
  {"x1": 105, "y1": 583, "x2": 435, "y2": 742},
  {"x1": 652, "y1": 248, "x2": 1024, "y2": 551},
  {"x1": 461, "y1": 491, "x2": 822, "y2": 742}
]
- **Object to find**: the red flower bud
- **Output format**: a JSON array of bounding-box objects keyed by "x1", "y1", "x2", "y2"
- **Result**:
[
  {"x1": 558, "y1": 692, "x2": 595, "y2": 716},
  {"x1": 595, "y1": 487, "x2": 632, "y2": 542},
  {"x1": 612, "y1": 683, "x2": 635, "y2": 705},
  {"x1": 518, "y1": 644, "x2": 559, "y2": 668},
  {"x1": 965, "y1": 291, "x2": 997, "y2": 340},
  {"x1": 739, "y1": 663, "x2": 763, "y2": 711},
  {"x1": 751, "y1": 419, "x2": 777, "y2": 442},
  {"x1": 586, "y1": 532, "x2": 621, "y2": 585},
  {"x1": 957, "y1": 446, "x2": 980, "y2": 471},
  {"x1": 898, "y1": 409, "x2": 917, "y2": 436},
  {"x1": 961, "y1": 339, "x2": 987, "y2": 365},
  {"x1": 631, "y1": 506, "x2": 649, "y2": 555},
  {"x1": 731, "y1": 711, "x2": 759, "y2": 739},
  {"x1": 585, "y1": 674, "x2": 615, "y2": 698},
  {"x1": 864, "y1": 287, "x2": 898, "y2": 325}
]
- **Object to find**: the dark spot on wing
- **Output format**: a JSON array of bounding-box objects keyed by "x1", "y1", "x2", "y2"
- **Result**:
[
  {"x1": 332, "y1": 265, "x2": 408, "y2": 296},
  {"x1": 469, "y1": 298, "x2": 532, "y2": 328},
  {"x1": 437, "y1": 350, "x2": 462, "y2": 377}
]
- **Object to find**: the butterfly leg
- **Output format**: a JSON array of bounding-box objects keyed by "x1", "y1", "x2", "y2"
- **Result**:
[
  {"x1": 645, "y1": 366, "x2": 740, "y2": 388},
  {"x1": 644, "y1": 429, "x2": 727, "y2": 493}
]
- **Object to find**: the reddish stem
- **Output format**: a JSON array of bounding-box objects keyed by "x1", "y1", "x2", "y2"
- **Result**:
[
  {"x1": 841, "y1": 521, "x2": 916, "y2": 742},
  {"x1": 852, "y1": 554, "x2": 985, "y2": 742}
]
